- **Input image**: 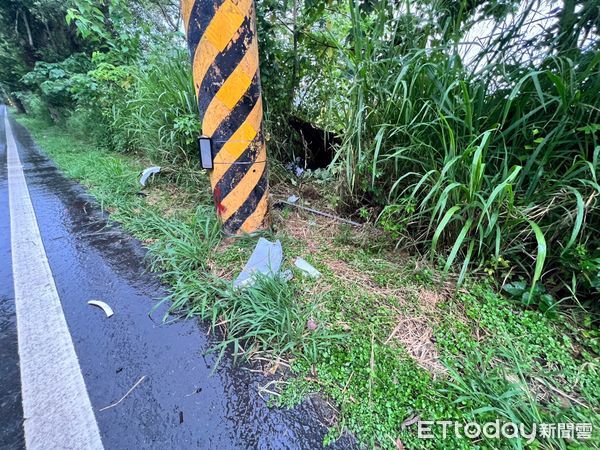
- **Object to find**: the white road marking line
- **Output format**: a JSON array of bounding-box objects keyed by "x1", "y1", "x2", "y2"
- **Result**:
[{"x1": 4, "y1": 107, "x2": 104, "y2": 449}]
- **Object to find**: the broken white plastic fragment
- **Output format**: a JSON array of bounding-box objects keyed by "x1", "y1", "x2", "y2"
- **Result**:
[
  {"x1": 294, "y1": 257, "x2": 321, "y2": 278},
  {"x1": 140, "y1": 166, "x2": 161, "y2": 187},
  {"x1": 234, "y1": 238, "x2": 283, "y2": 288},
  {"x1": 88, "y1": 300, "x2": 114, "y2": 318},
  {"x1": 281, "y1": 269, "x2": 293, "y2": 282}
]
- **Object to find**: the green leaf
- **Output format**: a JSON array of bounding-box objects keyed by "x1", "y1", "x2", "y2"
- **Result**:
[
  {"x1": 527, "y1": 220, "x2": 547, "y2": 292},
  {"x1": 503, "y1": 281, "x2": 526, "y2": 296},
  {"x1": 432, "y1": 205, "x2": 461, "y2": 256},
  {"x1": 444, "y1": 218, "x2": 472, "y2": 272}
]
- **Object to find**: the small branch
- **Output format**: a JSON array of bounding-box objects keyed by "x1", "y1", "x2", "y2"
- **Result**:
[
  {"x1": 275, "y1": 198, "x2": 362, "y2": 227},
  {"x1": 533, "y1": 377, "x2": 589, "y2": 409},
  {"x1": 99, "y1": 376, "x2": 146, "y2": 411}
]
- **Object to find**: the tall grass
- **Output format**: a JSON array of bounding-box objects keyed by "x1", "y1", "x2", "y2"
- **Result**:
[
  {"x1": 111, "y1": 50, "x2": 198, "y2": 160},
  {"x1": 62, "y1": 44, "x2": 202, "y2": 189},
  {"x1": 335, "y1": 0, "x2": 600, "y2": 301}
]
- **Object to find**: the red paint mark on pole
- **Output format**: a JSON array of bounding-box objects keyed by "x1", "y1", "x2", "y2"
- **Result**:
[{"x1": 213, "y1": 186, "x2": 226, "y2": 216}]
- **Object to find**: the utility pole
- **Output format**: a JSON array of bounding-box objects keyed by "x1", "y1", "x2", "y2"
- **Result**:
[{"x1": 181, "y1": 0, "x2": 270, "y2": 234}]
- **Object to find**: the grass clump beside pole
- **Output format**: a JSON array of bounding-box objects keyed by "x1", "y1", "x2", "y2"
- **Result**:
[{"x1": 209, "y1": 273, "x2": 345, "y2": 365}]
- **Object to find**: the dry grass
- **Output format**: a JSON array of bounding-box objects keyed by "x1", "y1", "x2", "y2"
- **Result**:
[
  {"x1": 273, "y1": 208, "x2": 341, "y2": 253},
  {"x1": 322, "y1": 257, "x2": 410, "y2": 304},
  {"x1": 386, "y1": 315, "x2": 447, "y2": 377},
  {"x1": 320, "y1": 251, "x2": 451, "y2": 377},
  {"x1": 416, "y1": 288, "x2": 444, "y2": 315},
  {"x1": 272, "y1": 199, "x2": 454, "y2": 377}
]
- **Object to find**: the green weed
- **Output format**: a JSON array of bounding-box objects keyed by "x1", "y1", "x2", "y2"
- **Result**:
[{"x1": 211, "y1": 274, "x2": 345, "y2": 365}]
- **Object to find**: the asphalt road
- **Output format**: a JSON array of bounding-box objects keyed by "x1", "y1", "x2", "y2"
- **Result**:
[{"x1": 0, "y1": 106, "x2": 352, "y2": 449}]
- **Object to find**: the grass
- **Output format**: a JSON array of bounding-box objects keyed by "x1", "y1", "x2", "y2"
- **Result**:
[
  {"x1": 16, "y1": 113, "x2": 600, "y2": 449},
  {"x1": 331, "y1": 0, "x2": 600, "y2": 305}
]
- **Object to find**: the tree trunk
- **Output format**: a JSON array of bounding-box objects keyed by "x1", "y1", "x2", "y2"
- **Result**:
[{"x1": 21, "y1": 9, "x2": 34, "y2": 47}]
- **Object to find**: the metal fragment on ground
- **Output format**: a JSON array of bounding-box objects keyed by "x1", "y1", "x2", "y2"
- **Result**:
[
  {"x1": 87, "y1": 300, "x2": 114, "y2": 318},
  {"x1": 139, "y1": 166, "x2": 161, "y2": 187},
  {"x1": 294, "y1": 257, "x2": 321, "y2": 278},
  {"x1": 234, "y1": 238, "x2": 283, "y2": 288}
]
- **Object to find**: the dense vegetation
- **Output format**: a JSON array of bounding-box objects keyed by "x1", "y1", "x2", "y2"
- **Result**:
[
  {"x1": 2, "y1": 0, "x2": 600, "y2": 447},
  {"x1": 2, "y1": 0, "x2": 599, "y2": 307}
]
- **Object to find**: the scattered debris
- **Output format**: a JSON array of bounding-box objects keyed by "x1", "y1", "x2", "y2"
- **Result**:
[
  {"x1": 285, "y1": 158, "x2": 305, "y2": 177},
  {"x1": 295, "y1": 257, "x2": 321, "y2": 278},
  {"x1": 139, "y1": 166, "x2": 161, "y2": 187},
  {"x1": 234, "y1": 238, "x2": 283, "y2": 288},
  {"x1": 179, "y1": 411, "x2": 184, "y2": 424},
  {"x1": 287, "y1": 194, "x2": 299, "y2": 203},
  {"x1": 87, "y1": 300, "x2": 114, "y2": 318},
  {"x1": 275, "y1": 198, "x2": 362, "y2": 227},
  {"x1": 307, "y1": 318, "x2": 318, "y2": 331},
  {"x1": 99, "y1": 375, "x2": 146, "y2": 412}
]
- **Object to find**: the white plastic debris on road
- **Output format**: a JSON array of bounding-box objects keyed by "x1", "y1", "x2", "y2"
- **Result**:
[
  {"x1": 234, "y1": 238, "x2": 283, "y2": 288},
  {"x1": 139, "y1": 166, "x2": 161, "y2": 187},
  {"x1": 294, "y1": 257, "x2": 321, "y2": 278},
  {"x1": 87, "y1": 300, "x2": 114, "y2": 318}
]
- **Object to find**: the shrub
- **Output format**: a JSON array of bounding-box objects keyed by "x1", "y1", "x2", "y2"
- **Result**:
[
  {"x1": 108, "y1": 48, "x2": 200, "y2": 166},
  {"x1": 21, "y1": 54, "x2": 91, "y2": 118}
]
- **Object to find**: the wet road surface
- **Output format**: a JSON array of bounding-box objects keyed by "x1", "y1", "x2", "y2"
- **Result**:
[{"x1": 0, "y1": 106, "x2": 353, "y2": 449}]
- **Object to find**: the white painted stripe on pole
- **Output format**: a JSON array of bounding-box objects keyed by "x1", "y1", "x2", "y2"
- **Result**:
[{"x1": 4, "y1": 107, "x2": 104, "y2": 450}]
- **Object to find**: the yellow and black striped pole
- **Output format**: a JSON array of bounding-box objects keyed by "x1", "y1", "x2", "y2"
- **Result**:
[{"x1": 181, "y1": 0, "x2": 270, "y2": 234}]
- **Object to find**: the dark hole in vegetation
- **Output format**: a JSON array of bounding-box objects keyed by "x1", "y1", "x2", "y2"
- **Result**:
[{"x1": 287, "y1": 116, "x2": 338, "y2": 170}]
